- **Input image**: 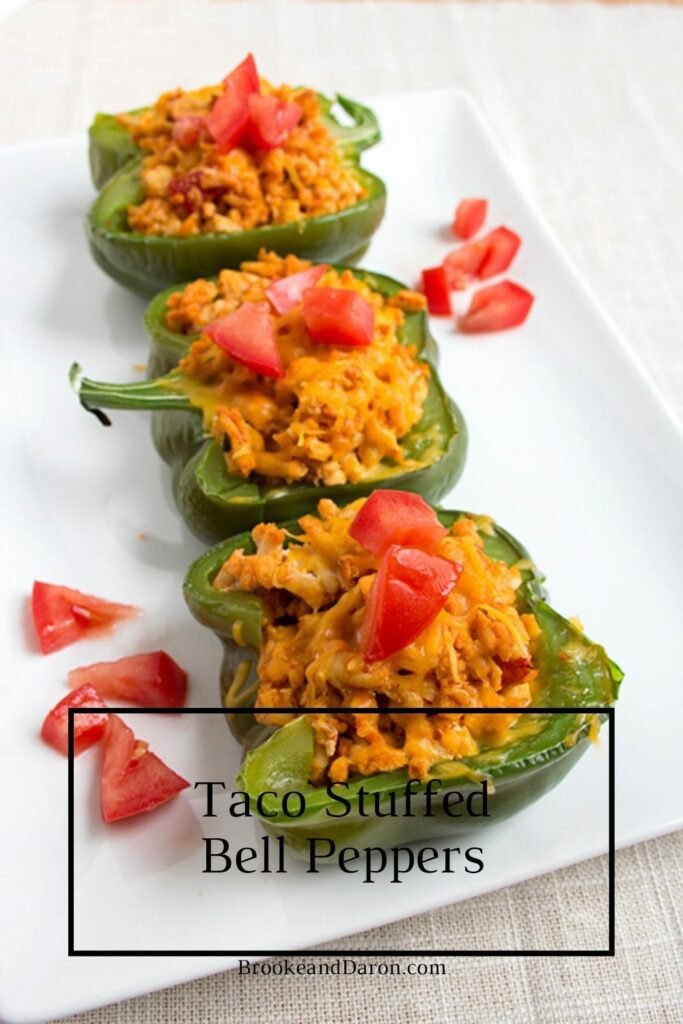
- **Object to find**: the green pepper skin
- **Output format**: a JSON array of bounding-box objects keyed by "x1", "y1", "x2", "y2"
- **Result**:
[
  {"x1": 183, "y1": 509, "x2": 622, "y2": 855},
  {"x1": 74, "y1": 267, "x2": 467, "y2": 542},
  {"x1": 88, "y1": 111, "x2": 144, "y2": 190},
  {"x1": 86, "y1": 95, "x2": 387, "y2": 296}
]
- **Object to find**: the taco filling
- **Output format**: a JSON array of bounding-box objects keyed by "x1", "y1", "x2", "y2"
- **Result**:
[
  {"x1": 213, "y1": 492, "x2": 542, "y2": 783},
  {"x1": 117, "y1": 54, "x2": 366, "y2": 237},
  {"x1": 163, "y1": 252, "x2": 429, "y2": 487}
]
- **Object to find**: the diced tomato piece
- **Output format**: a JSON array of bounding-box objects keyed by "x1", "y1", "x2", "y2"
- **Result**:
[
  {"x1": 302, "y1": 288, "x2": 375, "y2": 348},
  {"x1": 204, "y1": 301, "x2": 284, "y2": 378},
  {"x1": 421, "y1": 266, "x2": 452, "y2": 316},
  {"x1": 265, "y1": 264, "x2": 329, "y2": 315},
  {"x1": 360, "y1": 546, "x2": 462, "y2": 662},
  {"x1": 207, "y1": 54, "x2": 261, "y2": 153},
  {"x1": 68, "y1": 651, "x2": 187, "y2": 708},
  {"x1": 101, "y1": 716, "x2": 190, "y2": 823},
  {"x1": 41, "y1": 684, "x2": 108, "y2": 757},
  {"x1": 452, "y1": 198, "x2": 488, "y2": 240},
  {"x1": 206, "y1": 87, "x2": 252, "y2": 153},
  {"x1": 31, "y1": 582, "x2": 138, "y2": 655},
  {"x1": 443, "y1": 240, "x2": 488, "y2": 290},
  {"x1": 223, "y1": 53, "x2": 260, "y2": 98},
  {"x1": 496, "y1": 656, "x2": 533, "y2": 685},
  {"x1": 350, "y1": 491, "x2": 448, "y2": 557},
  {"x1": 478, "y1": 226, "x2": 521, "y2": 279},
  {"x1": 459, "y1": 280, "x2": 534, "y2": 334},
  {"x1": 247, "y1": 93, "x2": 302, "y2": 150},
  {"x1": 171, "y1": 116, "x2": 206, "y2": 149}
]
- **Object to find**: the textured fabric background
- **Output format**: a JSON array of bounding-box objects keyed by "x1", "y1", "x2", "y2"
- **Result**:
[{"x1": 1, "y1": 2, "x2": 682, "y2": 1021}]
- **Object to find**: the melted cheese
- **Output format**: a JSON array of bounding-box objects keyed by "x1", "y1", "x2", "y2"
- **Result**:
[
  {"x1": 166, "y1": 256, "x2": 430, "y2": 486},
  {"x1": 216, "y1": 498, "x2": 541, "y2": 783}
]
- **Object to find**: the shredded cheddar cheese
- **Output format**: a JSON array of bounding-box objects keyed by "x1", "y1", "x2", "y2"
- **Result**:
[
  {"x1": 164, "y1": 253, "x2": 429, "y2": 487},
  {"x1": 214, "y1": 497, "x2": 542, "y2": 783}
]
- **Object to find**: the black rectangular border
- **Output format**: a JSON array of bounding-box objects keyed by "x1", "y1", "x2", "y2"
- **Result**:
[{"x1": 68, "y1": 706, "x2": 615, "y2": 957}]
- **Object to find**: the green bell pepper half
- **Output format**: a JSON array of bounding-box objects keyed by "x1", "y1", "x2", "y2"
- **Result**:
[
  {"x1": 86, "y1": 94, "x2": 387, "y2": 296},
  {"x1": 182, "y1": 507, "x2": 622, "y2": 855},
  {"x1": 72, "y1": 266, "x2": 467, "y2": 543}
]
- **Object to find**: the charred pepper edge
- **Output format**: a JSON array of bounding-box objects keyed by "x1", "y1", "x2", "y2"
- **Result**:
[
  {"x1": 72, "y1": 266, "x2": 468, "y2": 541},
  {"x1": 86, "y1": 93, "x2": 386, "y2": 296},
  {"x1": 181, "y1": 506, "x2": 622, "y2": 852}
]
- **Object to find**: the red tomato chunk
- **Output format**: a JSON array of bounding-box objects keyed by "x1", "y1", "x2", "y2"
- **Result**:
[
  {"x1": 302, "y1": 287, "x2": 375, "y2": 347},
  {"x1": 452, "y1": 198, "x2": 488, "y2": 240},
  {"x1": 205, "y1": 54, "x2": 301, "y2": 154},
  {"x1": 41, "y1": 684, "x2": 108, "y2": 757},
  {"x1": 421, "y1": 266, "x2": 452, "y2": 315},
  {"x1": 360, "y1": 546, "x2": 462, "y2": 662},
  {"x1": 265, "y1": 264, "x2": 328, "y2": 314},
  {"x1": 222, "y1": 53, "x2": 260, "y2": 96},
  {"x1": 350, "y1": 490, "x2": 448, "y2": 557},
  {"x1": 31, "y1": 581, "x2": 138, "y2": 655},
  {"x1": 206, "y1": 88, "x2": 252, "y2": 153},
  {"x1": 459, "y1": 280, "x2": 535, "y2": 334},
  {"x1": 68, "y1": 651, "x2": 188, "y2": 708},
  {"x1": 443, "y1": 241, "x2": 488, "y2": 290},
  {"x1": 207, "y1": 54, "x2": 260, "y2": 152},
  {"x1": 478, "y1": 226, "x2": 522, "y2": 280},
  {"x1": 101, "y1": 716, "x2": 190, "y2": 823},
  {"x1": 205, "y1": 302, "x2": 284, "y2": 378},
  {"x1": 247, "y1": 94, "x2": 302, "y2": 151}
]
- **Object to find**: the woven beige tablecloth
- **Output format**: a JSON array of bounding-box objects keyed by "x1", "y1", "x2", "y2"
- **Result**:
[{"x1": 2, "y1": 2, "x2": 682, "y2": 1021}]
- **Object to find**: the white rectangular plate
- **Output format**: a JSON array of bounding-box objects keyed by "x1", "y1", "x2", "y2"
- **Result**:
[{"x1": 1, "y1": 89, "x2": 682, "y2": 1023}]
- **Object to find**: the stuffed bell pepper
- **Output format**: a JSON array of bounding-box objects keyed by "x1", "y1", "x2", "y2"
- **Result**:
[
  {"x1": 72, "y1": 252, "x2": 466, "y2": 541},
  {"x1": 87, "y1": 54, "x2": 386, "y2": 295},
  {"x1": 183, "y1": 490, "x2": 622, "y2": 855}
]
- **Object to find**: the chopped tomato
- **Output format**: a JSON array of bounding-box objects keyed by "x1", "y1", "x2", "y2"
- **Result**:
[
  {"x1": 496, "y1": 656, "x2": 533, "y2": 685},
  {"x1": 171, "y1": 116, "x2": 206, "y2": 149},
  {"x1": 452, "y1": 198, "x2": 488, "y2": 240},
  {"x1": 265, "y1": 264, "x2": 329, "y2": 315},
  {"x1": 247, "y1": 94, "x2": 302, "y2": 151},
  {"x1": 206, "y1": 87, "x2": 252, "y2": 153},
  {"x1": 421, "y1": 266, "x2": 452, "y2": 316},
  {"x1": 443, "y1": 240, "x2": 488, "y2": 290},
  {"x1": 68, "y1": 651, "x2": 188, "y2": 708},
  {"x1": 222, "y1": 53, "x2": 260, "y2": 97},
  {"x1": 101, "y1": 716, "x2": 190, "y2": 823},
  {"x1": 360, "y1": 546, "x2": 462, "y2": 662},
  {"x1": 459, "y1": 280, "x2": 534, "y2": 334},
  {"x1": 31, "y1": 581, "x2": 138, "y2": 655},
  {"x1": 204, "y1": 301, "x2": 284, "y2": 378},
  {"x1": 206, "y1": 56, "x2": 260, "y2": 153},
  {"x1": 349, "y1": 490, "x2": 448, "y2": 557},
  {"x1": 302, "y1": 288, "x2": 374, "y2": 348},
  {"x1": 41, "y1": 684, "x2": 108, "y2": 757},
  {"x1": 478, "y1": 227, "x2": 521, "y2": 279}
]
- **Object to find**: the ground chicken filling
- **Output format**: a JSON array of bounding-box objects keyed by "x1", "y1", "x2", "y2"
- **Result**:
[
  {"x1": 166, "y1": 253, "x2": 430, "y2": 486},
  {"x1": 214, "y1": 498, "x2": 542, "y2": 783},
  {"x1": 117, "y1": 82, "x2": 365, "y2": 236}
]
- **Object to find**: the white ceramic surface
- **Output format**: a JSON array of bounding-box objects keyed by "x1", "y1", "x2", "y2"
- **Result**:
[{"x1": 0, "y1": 90, "x2": 681, "y2": 1023}]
